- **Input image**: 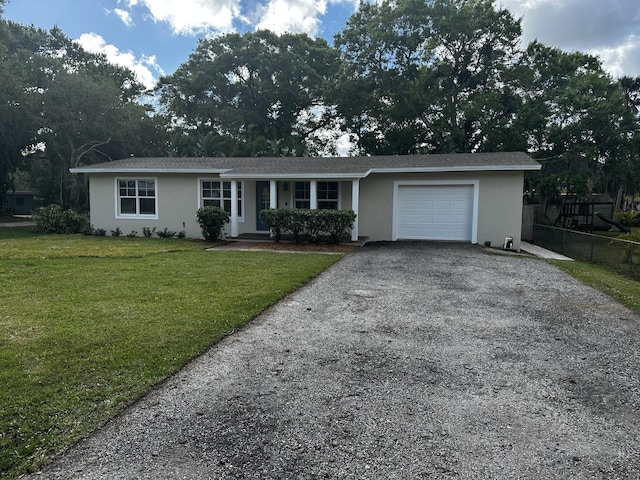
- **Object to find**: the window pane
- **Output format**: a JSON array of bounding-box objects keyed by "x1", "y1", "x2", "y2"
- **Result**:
[
  {"x1": 295, "y1": 182, "x2": 310, "y2": 197},
  {"x1": 318, "y1": 201, "x2": 337, "y2": 210},
  {"x1": 223, "y1": 199, "x2": 231, "y2": 213},
  {"x1": 120, "y1": 198, "x2": 136, "y2": 214},
  {"x1": 126, "y1": 180, "x2": 136, "y2": 196},
  {"x1": 138, "y1": 180, "x2": 155, "y2": 196},
  {"x1": 139, "y1": 198, "x2": 156, "y2": 215},
  {"x1": 318, "y1": 181, "x2": 338, "y2": 199},
  {"x1": 203, "y1": 199, "x2": 217, "y2": 207}
]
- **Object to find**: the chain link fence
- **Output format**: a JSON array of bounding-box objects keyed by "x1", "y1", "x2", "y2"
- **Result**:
[{"x1": 533, "y1": 224, "x2": 640, "y2": 280}]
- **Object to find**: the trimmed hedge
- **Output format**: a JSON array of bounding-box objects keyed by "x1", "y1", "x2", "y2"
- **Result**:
[{"x1": 259, "y1": 208, "x2": 356, "y2": 244}]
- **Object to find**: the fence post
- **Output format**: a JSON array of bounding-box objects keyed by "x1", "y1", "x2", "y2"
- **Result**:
[
  {"x1": 631, "y1": 243, "x2": 634, "y2": 279},
  {"x1": 562, "y1": 229, "x2": 566, "y2": 254},
  {"x1": 590, "y1": 233, "x2": 594, "y2": 262}
]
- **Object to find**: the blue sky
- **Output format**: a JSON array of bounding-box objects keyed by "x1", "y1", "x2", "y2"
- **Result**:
[{"x1": 4, "y1": 0, "x2": 640, "y2": 90}]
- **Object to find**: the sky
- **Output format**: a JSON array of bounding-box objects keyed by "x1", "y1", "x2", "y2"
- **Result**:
[{"x1": 3, "y1": 0, "x2": 640, "y2": 90}]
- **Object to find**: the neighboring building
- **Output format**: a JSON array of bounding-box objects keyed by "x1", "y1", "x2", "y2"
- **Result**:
[
  {"x1": 6, "y1": 191, "x2": 35, "y2": 215},
  {"x1": 71, "y1": 152, "x2": 541, "y2": 250}
]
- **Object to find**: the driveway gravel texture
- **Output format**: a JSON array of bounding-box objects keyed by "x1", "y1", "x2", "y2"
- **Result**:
[{"x1": 27, "y1": 242, "x2": 640, "y2": 479}]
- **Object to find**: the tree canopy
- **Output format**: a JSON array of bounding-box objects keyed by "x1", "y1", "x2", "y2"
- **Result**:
[
  {"x1": 157, "y1": 30, "x2": 341, "y2": 157},
  {"x1": 0, "y1": 18, "x2": 165, "y2": 211},
  {"x1": 332, "y1": 0, "x2": 523, "y2": 154},
  {"x1": 1, "y1": 0, "x2": 640, "y2": 214}
]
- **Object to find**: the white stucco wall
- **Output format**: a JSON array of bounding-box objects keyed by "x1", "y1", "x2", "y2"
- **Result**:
[
  {"x1": 358, "y1": 171, "x2": 525, "y2": 249},
  {"x1": 88, "y1": 174, "x2": 205, "y2": 238},
  {"x1": 87, "y1": 171, "x2": 524, "y2": 248}
]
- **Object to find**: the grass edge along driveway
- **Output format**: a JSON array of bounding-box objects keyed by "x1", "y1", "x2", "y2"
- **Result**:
[{"x1": 0, "y1": 231, "x2": 341, "y2": 479}]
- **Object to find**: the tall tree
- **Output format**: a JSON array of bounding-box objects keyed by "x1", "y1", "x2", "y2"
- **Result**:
[
  {"x1": 517, "y1": 42, "x2": 635, "y2": 209},
  {"x1": 31, "y1": 70, "x2": 163, "y2": 209},
  {"x1": 333, "y1": 0, "x2": 523, "y2": 154},
  {"x1": 157, "y1": 30, "x2": 341, "y2": 157},
  {"x1": 611, "y1": 76, "x2": 640, "y2": 206},
  {"x1": 0, "y1": 21, "x2": 165, "y2": 211},
  {"x1": 0, "y1": 19, "x2": 52, "y2": 212}
]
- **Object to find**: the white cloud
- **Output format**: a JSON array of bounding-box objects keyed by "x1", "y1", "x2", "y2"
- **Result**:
[
  {"x1": 115, "y1": 0, "x2": 342, "y2": 38},
  {"x1": 137, "y1": 0, "x2": 241, "y2": 35},
  {"x1": 113, "y1": 8, "x2": 135, "y2": 27},
  {"x1": 500, "y1": 0, "x2": 640, "y2": 77},
  {"x1": 255, "y1": 0, "x2": 327, "y2": 36},
  {"x1": 592, "y1": 35, "x2": 640, "y2": 78},
  {"x1": 75, "y1": 33, "x2": 163, "y2": 89}
]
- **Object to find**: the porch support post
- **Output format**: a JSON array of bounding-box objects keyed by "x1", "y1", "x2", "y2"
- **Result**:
[
  {"x1": 351, "y1": 179, "x2": 360, "y2": 242},
  {"x1": 310, "y1": 180, "x2": 318, "y2": 210},
  {"x1": 230, "y1": 180, "x2": 238, "y2": 238},
  {"x1": 269, "y1": 180, "x2": 277, "y2": 209}
]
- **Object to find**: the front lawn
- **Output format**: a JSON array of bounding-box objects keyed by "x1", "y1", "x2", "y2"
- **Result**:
[
  {"x1": 0, "y1": 230, "x2": 341, "y2": 479},
  {"x1": 550, "y1": 259, "x2": 640, "y2": 314}
]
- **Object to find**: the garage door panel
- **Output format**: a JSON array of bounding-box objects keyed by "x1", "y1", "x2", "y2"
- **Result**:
[
  {"x1": 451, "y1": 199, "x2": 469, "y2": 209},
  {"x1": 397, "y1": 185, "x2": 473, "y2": 241}
]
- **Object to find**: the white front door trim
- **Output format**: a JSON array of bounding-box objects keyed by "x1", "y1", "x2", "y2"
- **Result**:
[{"x1": 392, "y1": 180, "x2": 479, "y2": 243}]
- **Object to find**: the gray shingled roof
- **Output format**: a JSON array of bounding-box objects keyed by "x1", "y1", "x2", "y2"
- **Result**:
[{"x1": 70, "y1": 152, "x2": 540, "y2": 178}]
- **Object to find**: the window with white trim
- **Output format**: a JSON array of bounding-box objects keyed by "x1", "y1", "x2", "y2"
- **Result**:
[
  {"x1": 317, "y1": 181, "x2": 339, "y2": 209},
  {"x1": 295, "y1": 181, "x2": 339, "y2": 209},
  {"x1": 117, "y1": 179, "x2": 157, "y2": 217},
  {"x1": 201, "y1": 180, "x2": 243, "y2": 219},
  {"x1": 294, "y1": 182, "x2": 310, "y2": 208}
]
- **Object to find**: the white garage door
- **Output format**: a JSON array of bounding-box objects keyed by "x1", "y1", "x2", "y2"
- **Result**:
[{"x1": 396, "y1": 185, "x2": 474, "y2": 241}]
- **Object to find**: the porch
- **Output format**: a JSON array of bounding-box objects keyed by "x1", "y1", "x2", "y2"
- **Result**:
[{"x1": 224, "y1": 179, "x2": 361, "y2": 242}]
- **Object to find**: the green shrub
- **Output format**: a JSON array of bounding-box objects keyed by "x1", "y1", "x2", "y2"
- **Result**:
[
  {"x1": 126, "y1": 230, "x2": 137, "y2": 237},
  {"x1": 617, "y1": 229, "x2": 640, "y2": 263},
  {"x1": 287, "y1": 209, "x2": 310, "y2": 243},
  {"x1": 142, "y1": 227, "x2": 155, "y2": 238},
  {"x1": 614, "y1": 209, "x2": 640, "y2": 227},
  {"x1": 32, "y1": 204, "x2": 91, "y2": 234},
  {"x1": 111, "y1": 227, "x2": 122, "y2": 237},
  {"x1": 258, "y1": 208, "x2": 356, "y2": 244},
  {"x1": 156, "y1": 227, "x2": 177, "y2": 238},
  {"x1": 259, "y1": 209, "x2": 288, "y2": 242},
  {"x1": 196, "y1": 206, "x2": 230, "y2": 241},
  {"x1": 317, "y1": 209, "x2": 357, "y2": 244}
]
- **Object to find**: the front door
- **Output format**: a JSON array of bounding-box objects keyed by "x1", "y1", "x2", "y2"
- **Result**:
[{"x1": 256, "y1": 181, "x2": 271, "y2": 231}]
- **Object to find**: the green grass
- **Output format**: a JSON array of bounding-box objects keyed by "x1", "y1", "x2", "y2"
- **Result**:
[
  {"x1": 538, "y1": 228, "x2": 640, "y2": 280},
  {"x1": 550, "y1": 259, "x2": 640, "y2": 314},
  {"x1": 0, "y1": 230, "x2": 341, "y2": 479}
]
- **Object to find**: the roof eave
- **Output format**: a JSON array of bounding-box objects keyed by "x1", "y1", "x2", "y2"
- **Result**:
[
  {"x1": 69, "y1": 168, "x2": 232, "y2": 174},
  {"x1": 221, "y1": 172, "x2": 368, "y2": 179},
  {"x1": 368, "y1": 165, "x2": 542, "y2": 174}
]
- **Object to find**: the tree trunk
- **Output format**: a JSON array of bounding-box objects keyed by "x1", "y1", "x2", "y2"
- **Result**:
[{"x1": 616, "y1": 185, "x2": 624, "y2": 210}]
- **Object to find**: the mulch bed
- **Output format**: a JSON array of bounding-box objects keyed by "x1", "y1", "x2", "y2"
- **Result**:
[{"x1": 246, "y1": 242, "x2": 358, "y2": 253}]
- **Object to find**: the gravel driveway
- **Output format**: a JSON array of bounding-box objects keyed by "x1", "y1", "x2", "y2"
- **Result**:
[{"x1": 29, "y1": 242, "x2": 640, "y2": 479}]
